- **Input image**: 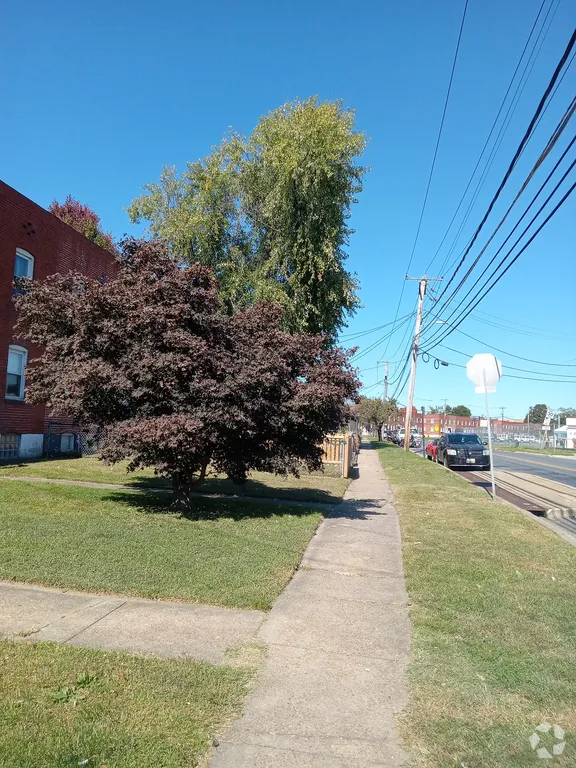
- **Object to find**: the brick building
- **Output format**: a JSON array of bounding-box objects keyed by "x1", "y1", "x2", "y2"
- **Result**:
[
  {"x1": 398, "y1": 406, "x2": 541, "y2": 437},
  {"x1": 0, "y1": 180, "x2": 117, "y2": 459}
]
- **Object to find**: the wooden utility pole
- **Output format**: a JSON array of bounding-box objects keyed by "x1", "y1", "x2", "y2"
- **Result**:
[
  {"x1": 377, "y1": 360, "x2": 389, "y2": 401},
  {"x1": 403, "y1": 277, "x2": 443, "y2": 451}
]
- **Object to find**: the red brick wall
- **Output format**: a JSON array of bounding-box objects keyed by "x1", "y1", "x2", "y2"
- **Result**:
[{"x1": 0, "y1": 180, "x2": 118, "y2": 436}]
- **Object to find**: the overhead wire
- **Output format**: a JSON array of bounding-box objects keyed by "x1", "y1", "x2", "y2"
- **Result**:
[
  {"x1": 434, "y1": 0, "x2": 563, "y2": 280},
  {"x1": 433, "y1": 0, "x2": 563, "y2": 279},
  {"x1": 430, "y1": 27, "x2": 576, "y2": 309},
  {"x1": 453, "y1": 330, "x2": 576, "y2": 367},
  {"x1": 420, "y1": 128, "x2": 576, "y2": 347},
  {"x1": 436, "y1": 343, "x2": 576, "y2": 377},
  {"x1": 424, "y1": 0, "x2": 551, "y2": 275},
  {"x1": 470, "y1": 309, "x2": 576, "y2": 341},
  {"x1": 427, "y1": 172, "x2": 576, "y2": 346},
  {"x1": 337, "y1": 311, "x2": 415, "y2": 341},
  {"x1": 379, "y1": 0, "x2": 469, "y2": 360},
  {"x1": 422, "y1": 177, "x2": 576, "y2": 350}
]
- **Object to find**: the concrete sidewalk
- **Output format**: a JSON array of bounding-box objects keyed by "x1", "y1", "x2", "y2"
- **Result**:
[
  {"x1": 212, "y1": 444, "x2": 411, "y2": 768},
  {"x1": 0, "y1": 581, "x2": 265, "y2": 664}
]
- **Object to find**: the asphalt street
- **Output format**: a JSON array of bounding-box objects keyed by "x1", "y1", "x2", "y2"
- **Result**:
[{"x1": 492, "y1": 451, "x2": 576, "y2": 490}]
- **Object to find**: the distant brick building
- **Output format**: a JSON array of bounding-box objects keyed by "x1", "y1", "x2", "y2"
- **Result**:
[{"x1": 0, "y1": 180, "x2": 117, "y2": 459}]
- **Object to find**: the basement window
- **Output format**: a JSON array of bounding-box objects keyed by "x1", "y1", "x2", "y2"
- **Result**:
[{"x1": 0, "y1": 434, "x2": 20, "y2": 459}]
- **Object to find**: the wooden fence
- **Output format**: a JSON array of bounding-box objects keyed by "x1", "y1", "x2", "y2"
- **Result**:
[{"x1": 322, "y1": 433, "x2": 355, "y2": 478}]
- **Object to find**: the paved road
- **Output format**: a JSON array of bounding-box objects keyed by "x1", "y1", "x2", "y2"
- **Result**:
[{"x1": 493, "y1": 451, "x2": 576, "y2": 489}]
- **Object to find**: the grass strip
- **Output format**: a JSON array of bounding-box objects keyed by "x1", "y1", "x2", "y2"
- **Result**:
[
  {"x1": 0, "y1": 456, "x2": 349, "y2": 503},
  {"x1": 0, "y1": 640, "x2": 252, "y2": 767},
  {"x1": 495, "y1": 446, "x2": 576, "y2": 457},
  {"x1": 375, "y1": 442, "x2": 576, "y2": 767},
  {"x1": 0, "y1": 480, "x2": 322, "y2": 611}
]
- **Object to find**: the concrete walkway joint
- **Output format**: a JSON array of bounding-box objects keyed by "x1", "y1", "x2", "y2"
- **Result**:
[{"x1": 0, "y1": 581, "x2": 265, "y2": 664}]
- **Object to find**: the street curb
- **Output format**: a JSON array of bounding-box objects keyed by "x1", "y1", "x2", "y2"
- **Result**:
[{"x1": 545, "y1": 508, "x2": 576, "y2": 520}]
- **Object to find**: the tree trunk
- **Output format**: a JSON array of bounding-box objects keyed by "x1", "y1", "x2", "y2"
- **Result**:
[
  {"x1": 172, "y1": 462, "x2": 208, "y2": 513},
  {"x1": 377, "y1": 424, "x2": 383, "y2": 441}
]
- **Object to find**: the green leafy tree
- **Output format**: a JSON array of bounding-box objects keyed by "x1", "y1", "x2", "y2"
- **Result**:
[
  {"x1": 451, "y1": 405, "x2": 472, "y2": 417},
  {"x1": 128, "y1": 97, "x2": 367, "y2": 336},
  {"x1": 524, "y1": 404, "x2": 548, "y2": 423},
  {"x1": 15, "y1": 239, "x2": 358, "y2": 510},
  {"x1": 358, "y1": 397, "x2": 398, "y2": 441}
]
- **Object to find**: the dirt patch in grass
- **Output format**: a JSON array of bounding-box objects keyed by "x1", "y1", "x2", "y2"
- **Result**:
[
  {"x1": 376, "y1": 442, "x2": 576, "y2": 767},
  {"x1": 0, "y1": 640, "x2": 253, "y2": 768}
]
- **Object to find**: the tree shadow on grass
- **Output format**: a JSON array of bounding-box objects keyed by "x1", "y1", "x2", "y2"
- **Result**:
[
  {"x1": 123, "y1": 475, "x2": 345, "y2": 504},
  {"x1": 103, "y1": 487, "x2": 383, "y2": 522},
  {"x1": 103, "y1": 489, "x2": 327, "y2": 521}
]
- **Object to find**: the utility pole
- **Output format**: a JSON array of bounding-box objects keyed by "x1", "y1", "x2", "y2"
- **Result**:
[
  {"x1": 442, "y1": 398, "x2": 449, "y2": 434},
  {"x1": 377, "y1": 360, "x2": 389, "y2": 401},
  {"x1": 403, "y1": 276, "x2": 443, "y2": 451},
  {"x1": 499, "y1": 406, "x2": 506, "y2": 439}
]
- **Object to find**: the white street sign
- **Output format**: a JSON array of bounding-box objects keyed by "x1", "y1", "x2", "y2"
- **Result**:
[{"x1": 466, "y1": 353, "x2": 502, "y2": 393}]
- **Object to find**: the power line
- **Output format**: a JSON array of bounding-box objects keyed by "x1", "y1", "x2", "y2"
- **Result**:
[
  {"x1": 380, "y1": 0, "x2": 469, "y2": 360},
  {"x1": 338, "y1": 311, "x2": 415, "y2": 341},
  {"x1": 350, "y1": 312, "x2": 415, "y2": 362},
  {"x1": 419, "y1": 350, "x2": 576, "y2": 383},
  {"x1": 420, "y1": 132, "x2": 576, "y2": 347},
  {"x1": 453, "y1": 330, "x2": 576, "y2": 367},
  {"x1": 435, "y1": 1, "x2": 564, "y2": 280},
  {"x1": 432, "y1": 27, "x2": 576, "y2": 307},
  {"x1": 422, "y1": 177, "x2": 576, "y2": 350},
  {"x1": 425, "y1": 0, "x2": 551, "y2": 274},
  {"x1": 470, "y1": 311, "x2": 576, "y2": 342},
  {"x1": 409, "y1": 0, "x2": 470, "y2": 269},
  {"x1": 437, "y1": 342, "x2": 576, "y2": 377}
]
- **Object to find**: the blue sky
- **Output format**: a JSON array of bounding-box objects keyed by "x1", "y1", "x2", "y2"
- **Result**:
[{"x1": 2, "y1": 0, "x2": 575, "y2": 418}]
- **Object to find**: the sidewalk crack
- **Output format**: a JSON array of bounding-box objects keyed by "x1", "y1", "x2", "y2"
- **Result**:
[{"x1": 62, "y1": 600, "x2": 127, "y2": 644}]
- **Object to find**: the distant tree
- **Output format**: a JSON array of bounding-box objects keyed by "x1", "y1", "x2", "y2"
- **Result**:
[
  {"x1": 358, "y1": 397, "x2": 398, "y2": 441},
  {"x1": 128, "y1": 97, "x2": 367, "y2": 336},
  {"x1": 524, "y1": 404, "x2": 548, "y2": 424},
  {"x1": 49, "y1": 195, "x2": 117, "y2": 254},
  {"x1": 428, "y1": 406, "x2": 442, "y2": 414},
  {"x1": 451, "y1": 405, "x2": 472, "y2": 417},
  {"x1": 15, "y1": 238, "x2": 358, "y2": 511}
]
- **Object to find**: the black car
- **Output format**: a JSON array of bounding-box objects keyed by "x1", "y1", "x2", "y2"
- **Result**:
[{"x1": 436, "y1": 433, "x2": 490, "y2": 470}]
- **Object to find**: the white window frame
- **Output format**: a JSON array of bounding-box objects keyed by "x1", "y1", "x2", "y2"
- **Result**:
[
  {"x1": 14, "y1": 248, "x2": 34, "y2": 279},
  {"x1": 6, "y1": 345, "x2": 28, "y2": 401}
]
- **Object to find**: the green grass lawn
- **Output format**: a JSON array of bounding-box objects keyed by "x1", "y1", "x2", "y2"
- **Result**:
[
  {"x1": 375, "y1": 442, "x2": 576, "y2": 767},
  {"x1": 0, "y1": 456, "x2": 349, "y2": 503},
  {"x1": 0, "y1": 480, "x2": 322, "y2": 610},
  {"x1": 495, "y1": 445, "x2": 576, "y2": 457},
  {"x1": 0, "y1": 640, "x2": 252, "y2": 768}
]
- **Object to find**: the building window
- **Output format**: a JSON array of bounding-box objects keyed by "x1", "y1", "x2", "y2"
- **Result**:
[
  {"x1": 60, "y1": 433, "x2": 76, "y2": 453},
  {"x1": 14, "y1": 249, "x2": 34, "y2": 279},
  {"x1": 6, "y1": 346, "x2": 28, "y2": 400},
  {"x1": 0, "y1": 434, "x2": 20, "y2": 459}
]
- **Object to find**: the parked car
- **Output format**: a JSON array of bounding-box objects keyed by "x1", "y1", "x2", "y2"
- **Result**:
[
  {"x1": 425, "y1": 438, "x2": 439, "y2": 461},
  {"x1": 436, "y1": 432, "x2": 490, "y2": 470}
]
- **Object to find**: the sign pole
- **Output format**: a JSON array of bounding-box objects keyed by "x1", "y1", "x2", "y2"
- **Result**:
[{"x1": 483, "y1": 369, "x2": 496, "y2": 500}]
